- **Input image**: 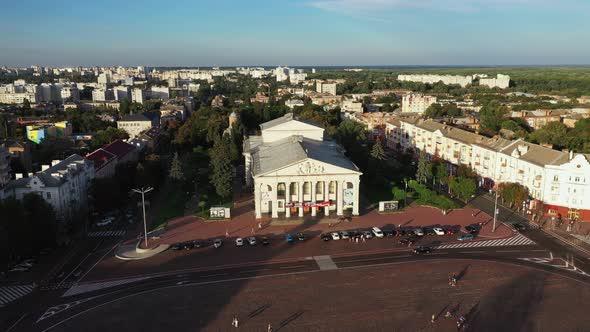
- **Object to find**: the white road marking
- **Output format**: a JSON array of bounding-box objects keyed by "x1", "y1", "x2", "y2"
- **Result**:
[{"x1": 0, "y1": 284, "x2": 36, "y2": 306}]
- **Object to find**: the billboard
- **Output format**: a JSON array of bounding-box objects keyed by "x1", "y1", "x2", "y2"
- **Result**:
[{"x1": 343, "y1": 188, "x2": 354, "y2": 208}]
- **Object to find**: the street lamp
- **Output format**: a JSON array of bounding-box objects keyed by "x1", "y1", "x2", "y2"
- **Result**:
[
  {"x1": 132, "y1": 186, "x2": 153, "y2": 248},
  {"x1": 493, "y1": 190, "x2": 499, "y2": 232}
]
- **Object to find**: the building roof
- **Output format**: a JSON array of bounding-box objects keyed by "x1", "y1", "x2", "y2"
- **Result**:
[
  {"x1": 250, "y1": 135, "x2": 360, "y2": 176},
  {"x1": 103, "y1": 139, "x2": 135, "y2": 159},
  {"x1": 119, "y1": 112, "x2": 158, "y2": 122},
  {"x1": 85, "y1": 148, "x2": 116, "y2": 170},
  {"x1": 499, "y1": 139, "x2": 568, "y2": 167},
  {"x1": 5, "y1": 154, "x2": 91, "y2": 189},
  {"x1": 259, "y1": 113, "x2": 323, "y2": 131}
]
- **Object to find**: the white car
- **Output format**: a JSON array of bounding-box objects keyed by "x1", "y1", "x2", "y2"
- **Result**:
[
  {"x1": 10, "y1": 266, "x2": 29, "y2": 272},
  {"x1": 433, "y1": 227, "x2": 445, "y2": 236},
  {"x1": 372, "y1": 227, "x2": 384, "y2": 238},
  {"x1": 235, "y1": 237, "x2": 244, "y2": 246},
  {"x1": 340, "y1": 231, "x2": 350, "y2": 239},
  {"x1": 331, "y1": 232, "x2": 341, "y2": 240},
  {"x1": 247, "y1": 237, "x2": 257, "y2": 246},
  {"x1": 362, "y1": 230, "x2": 373, "y2": 239},
  {"x1": 96, "y1": 219, "x2": 113, "y2": 227},
  {"x1": 214, "y1": 239, "x2": 223, "y2": 248},
  {"x1": 413, "y1": 228, "x2": 424, "y2": 236}
]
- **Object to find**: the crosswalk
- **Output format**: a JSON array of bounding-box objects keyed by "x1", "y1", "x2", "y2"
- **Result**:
[
  {"x1": 88, "y1": 230, "x2": 125, "y2": 237},
  {"x1": 0, "y1": 284, "x2": 36, "y2": 306},
  {"x1": 39, "y1": 281, "x2": 76, "y2": 291},
  {"x1": 436, "y1": 233, "x2": 535, "y2": 249}
]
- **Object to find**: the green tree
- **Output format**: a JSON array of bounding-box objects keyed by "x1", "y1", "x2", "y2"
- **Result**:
[
  {"x1": 169, "y1": 152, "x2": 184, "y2": 181},
  {"x1": 479, "y1": 102, "x2": 508, "y2": 133},
  {"x1": 497, "y1": 182, "x2": 528, "y2": 209},
  {"x1": 528, "y1": 121, "x2": 568, "y2": 148},
  {"x1": 391, "y1": 186, "x2": 405, "y2": 201},
  {"x1": 449, "y1": 177, "x2": 476, "y2": 202},
  {"x1": 424, "y1": 103, "x2": 444, "y2": 118},
  {"x1": 370, "y1": 138, "x2": 386, "y2": 161},
  {"x1": 209, "y1": 135, "x2": 233, "y2": 199},
  {"x1": 416, "y1": 150, "x2": 433, "y2": 184},
  {"x1": 90, "y1": 127, "x2": 129, "y2": 149},
  {"x1": 119, "y1": 98, "x2": 131, "y2": 115},
  {"x1": 435, "y1": 163, "x2": 449, "y2": 187}
]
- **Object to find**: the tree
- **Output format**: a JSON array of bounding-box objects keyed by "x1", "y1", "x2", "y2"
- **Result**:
[
  {"x1": 391, "y1": 186, "x2": 405, "y2": 201},
  {"x1": 119, "y1": 98, "x2": 131, "y2": 115},
  {"x1": 435, "y1": 163, "x2": 449, "y2": 187},
  {"x1": 416, "y1": 150, "x2": 433, "y2": 184},
  {"x1": 169, "y1": 152, "x2": 184, "y2": 181},
  {"x1": 479, "y1": 102, "x2": 508, "y2": 133},
  {"x1": 370, "y1": 138, "x2": 386, "y2": 161},
  {"x1": 528, "y1": 121, "x2": 568, "y2": 148},
  {"x1": 90, "y1": 127, "x2": 129, "y2": 149},
  {"x1": 449, "y1": 177, "x2": 476, "y2": 202},
  {"x1": 497, "y1": 182, "x2": 528, "y2": 209},
  {"x1": 209, "y1": 135, "x2": 233, "y2": 199},
  {"x1": 198, "y1": 200, "x2": 207, "y2": 213}
]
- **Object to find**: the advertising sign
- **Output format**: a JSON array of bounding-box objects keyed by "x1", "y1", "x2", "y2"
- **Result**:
[{"x1": 343, "y1": 189, "x2": 354, "y2": 208}]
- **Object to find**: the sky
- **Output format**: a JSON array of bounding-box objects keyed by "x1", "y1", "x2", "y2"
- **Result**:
[{"x1": 1, "y1": 0, "x2": 589, "y2": 67}]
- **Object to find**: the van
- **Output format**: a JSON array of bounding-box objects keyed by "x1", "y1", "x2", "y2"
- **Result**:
[{"x1": 372, "y1": 227, "x2": 384, "y2": 238}]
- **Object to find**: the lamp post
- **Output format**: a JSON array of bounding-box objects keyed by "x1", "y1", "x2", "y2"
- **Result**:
[
  {"x1": 493, "y1": 190, "x2": 499, "y2": 232},
  {"x1": 132, "y1": 186, "x2": 153, "y2": 248}
]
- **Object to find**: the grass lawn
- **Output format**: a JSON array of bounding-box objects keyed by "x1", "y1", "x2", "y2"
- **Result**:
[{"x1": 151, "y1": 183, "x2": 188, "y2": 231}]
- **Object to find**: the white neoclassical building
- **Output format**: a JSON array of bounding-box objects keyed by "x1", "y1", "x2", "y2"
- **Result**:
[{"x1": 244, "y1": 113, "x2": 362, "y2": 219}]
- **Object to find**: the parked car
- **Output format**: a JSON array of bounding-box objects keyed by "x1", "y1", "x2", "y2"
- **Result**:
[
  {"x1": 183, "y1": 242, "x2": 195, "y2": 250},
  {"x1": 465, "y1": 224, "x2": 480, "y2": 234},
  {"x1": 191, "y1": 240, "x2": 202, "y2": 248},
  {"x1": 297, "y1": 232, "x2": 306, "y2": 241},
  {"x1": 285, "y1": 233, "x2": 294, "y2": 243},
  {"x1": 261, "y1": 237, "x2": 270, "y2": 246},
  {"x1": 331, "y1": 232, "x2": 341, "y2": 240},
  {"x1": 372, "y1": 227, "x2": 384, "y2": 238},
  {"x1": 96, "y1": 219, "x2": 113, "y2": 227},
  {"x1": 171, "y1": 242, "x2": 184, "y2": 250},
  {"x1": 349, "y1": 230, "x2": 360, "y2": 238},
  {"x1": 457, "y1": 233, "x2": 475, "y2": 241},
  {"x1": 236, "y1": 237, "x2": 244, "y2": 246},
  {"x1": 399, "y1": 227, "x2": 413, "y2": 236},
  {"x1": 433, "y1": 227, "x2": 445, "y2": 236},
  {"x1": 413, "y1": 228, "x2": 425, "y2": 236},
  {"x1": 444, "y1": 225, "x2": 461, "y2": 235},
  {"x1": 213, "y1": 239, "x2": 223, "y2": 248},
  {"x1": 399, "y1": 238, "x2": 416, "y2": 246},
  {"x1": 362, "y1": 230, "x2": 373, "y2": 239},
  {"x1": 321, "y1": 233, "x2": 331, "y2": 241},
  {"x1": 413, "y1": 246, "x2": 432, "y2": 254},
  {"x1": 424, "y1": 227, "x2": 437, "y2": 236},
  {"x1": 340, "y1": 231, "x2": 350, "y2": 239},
  {"x1": 247, "y1": 236, "x2": 257, "y2": 246},
  {"x1": 9, "y1": 266, "x2": 29, "y2": 272}
]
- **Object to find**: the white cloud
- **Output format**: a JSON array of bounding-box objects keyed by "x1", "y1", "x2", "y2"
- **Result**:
[{"x1": 309, "y1": 0, "x2": 565, "y2": 15}]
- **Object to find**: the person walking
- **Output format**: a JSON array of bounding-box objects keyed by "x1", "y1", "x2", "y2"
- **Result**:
[
  {"x1": 445, "y1": 311, "x2": 452, "y2": 319},
  {"x1": 431, "y1": 314, "x2": 436, "y2": 323},
  {"x1": 267, "y1": 323, "x2": 273, "y2": 332}
]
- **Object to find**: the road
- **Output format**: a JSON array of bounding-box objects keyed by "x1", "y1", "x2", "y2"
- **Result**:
[{"x1": 470, "y1": 193, "x2": 590, "y2": 271}]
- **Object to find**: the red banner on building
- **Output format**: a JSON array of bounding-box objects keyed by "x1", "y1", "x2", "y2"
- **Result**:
[{"x1": 286, "y1": 201, "x2": 332, "y2": 208}]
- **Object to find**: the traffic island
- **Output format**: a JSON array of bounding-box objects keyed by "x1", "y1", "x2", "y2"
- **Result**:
[{"x1": 115, "y1": 240, "x2": 170, "y2": 260}]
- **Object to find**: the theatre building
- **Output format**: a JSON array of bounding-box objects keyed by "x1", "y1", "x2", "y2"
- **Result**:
[{"x1": 244, "y1": 113, "x2": 362, "y2": 219}]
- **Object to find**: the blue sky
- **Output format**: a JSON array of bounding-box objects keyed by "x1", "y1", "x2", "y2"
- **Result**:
[{"x1": 1, "y1": 0, "x2": 589, "y2": 66}]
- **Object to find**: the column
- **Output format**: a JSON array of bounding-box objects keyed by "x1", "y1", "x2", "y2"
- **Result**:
[
  {"x1": 254, "y1": 183, "x2": 262, "y2": 219},
  {"x1": 298, "y1": 181, "x2": 304, "y2": 217},
  {"x1": 352, "y1": 179, "x2": 360, "y2": 216},
  {"x1": 271, "y1": 182, "x2": 278, "y2": 218},
  {"x1": 336, "y1": 180, "x2": 343, "y2": 216},
  {"x1": 311, "y1": 180, "x2": 317, "y2": 217},
  {"x1": 324, "y1": 181, "x2": 329, "y2": 216},
  {"x1": 285, "y1": 181, "x2": 291, "y2": 218}
]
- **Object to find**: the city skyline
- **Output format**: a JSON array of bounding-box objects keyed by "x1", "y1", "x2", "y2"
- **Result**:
[{"x1": 2, "y1": 0, "x2": 590, "y2": 67}]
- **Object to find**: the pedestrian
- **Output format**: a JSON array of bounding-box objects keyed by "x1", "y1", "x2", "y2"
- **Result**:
[
  {"x1": 445, "y1": 311, "x2": 452, "y2": 319},
  {"x1": 258, "y1": 222, "x2": 262, "y2": 229},
  {"x1": 232, "y1": 317, "x2": 237, "y2": 327},
  {"x1": 355, "y1": 237, "x2": 359, "y2": 244},
  {"x1": 226, "y1": 229, "x2": 229, "y2": 237},
  {"x1": 431, "y1": 314, "x2": 436, "y2": 323},
  {"x1": 267, "y1": 323, "x2": 273, "y2": 332},
  {"x1": 235, "y1": 317, "x2": 239, "y2": 328},
  {"x1": 362, "y1": 236, "x2": 366, "y2": 243}
]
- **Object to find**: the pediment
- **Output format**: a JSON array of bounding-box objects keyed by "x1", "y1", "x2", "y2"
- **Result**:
[{"x1": 257, "y1": 158, "x2": 360, "y2": 177}]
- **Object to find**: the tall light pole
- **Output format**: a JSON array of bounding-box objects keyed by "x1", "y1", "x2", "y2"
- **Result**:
[
  {"x1": 493, "y1": 190, "x2": 499, "y2": 232},
  {"x1": 132, "y1": 186, "x2": 153, "y2": 248}
]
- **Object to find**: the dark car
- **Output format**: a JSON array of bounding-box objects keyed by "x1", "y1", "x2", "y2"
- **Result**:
[
  {"x1": 261, "y1": 237, "x2": 270, "y2": 246},
  {"x1": 465, "y1": 224, "x2": 480, "y2": 234},
  {"x1": 424, "y1": 227, "x2": 437, "y2": 236},
  {"x1": 513, "y1": 223, "x2": 527, "y2": 232},
  {"x1": 321, "y1": 233, "x2": 331, "y2": 241},
  {"x1": 191, "y1": 240, "x2": 202, "y2": 248},
  {"x1": 413, "y1": 246, "x2": 432, "y2": 254},
  {"x1": 444, "y1": 225, "x2": 461, "y2": 235},
  {"x1": 349, "y1": 230, "x2": 360, "y2": 238},
  {"x1": 183, "y1": 242, "x2": 195, "y2": 250},
  {"x1": 399, "y1": 238, "x2": 416, "y2": 246},
  {"x1": 383, "y1": 229, "x2": 396, "y2": 237},
  {"x1": 285, "y1": 234, "x2": 294, "y2": 243},
  {"x1": 297, "y1": 232, "x2": 306, "y2": 241},
  {"x1": 171, "y1": 242, "x2": 184, "y2": 250}
]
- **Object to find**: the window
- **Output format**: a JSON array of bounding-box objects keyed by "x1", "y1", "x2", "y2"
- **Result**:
[
  {"x1": 329, "y1": 181, "x2": 336, "y2": 194},
  {"x1": 277, "y1": 183, "x2": 286, "y2": 196},
  {"x1": 278, "y1": 201, "x2": 283, "y2": 209},
  {"x1": 303, "y1": 182, "x2": 310, "y2": 195},
  {"x1": 553, "y1": 175, "x2": 559, "y2": 182},
  {"x1": 316, "y1": 182, "x2": 323, "y2": 195},
  {"x1": 575, "y1": 177, "x2": 580, "y2": 182},
  {"x1": 46, "y1": 192, "x2": 51, "y2": 199}
]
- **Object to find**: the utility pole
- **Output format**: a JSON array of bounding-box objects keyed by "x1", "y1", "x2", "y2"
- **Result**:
[
  {"x1": 132, "y1": 186, "x2": 153, "y2": 248},
  {"x1": 493, "y1": 190, "x2": 499, "y2": 232}
]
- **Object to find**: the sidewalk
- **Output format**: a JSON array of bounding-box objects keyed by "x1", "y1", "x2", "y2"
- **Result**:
[{"x1": 143, "y1": 203, "x2": 512, "y2": 248}]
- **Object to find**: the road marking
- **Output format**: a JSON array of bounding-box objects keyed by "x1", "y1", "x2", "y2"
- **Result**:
[
  {"x1": 459, "y1": 251, "x2": 484, "y2": 253},
  {"x1": 62, "y1": 276, "x2": 152, "y2": 297},
  {"x1": 200, "y1": 273, "x2": 228, "y2": 278},
  {"x1": 0, "y1": 284, "x2": 36, "y2": 306},
  {"x1": 279, "y1": 265, "x2": 308, "y2": 269},
  {"x1": 87, "y1": 230, "x2": 125, "y2": 237},
  {"x1": 238, "y1": 269, "x2": 270, "y2": 274},
  {"x1": 496, "y1": 250, "x2": 524, "y2": 253},
  {"x1": 313, "y1": 255, "x2": 338, "y2": 270},
  {"x1": 77, "y1": 240, "x2": 122, "y2": 283},
  {"x1": 436, "y1": 234, "x2": 535, "y2": 249},
  {"x1": 337, "y1": 255, "x2": 410, "y2": 264},
  {"x1": 6, "y1": 313, "x2": 27, "y2": 332}
]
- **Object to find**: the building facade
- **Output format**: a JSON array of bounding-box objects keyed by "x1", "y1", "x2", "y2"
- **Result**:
[
  {"x1": 401, "y1": 94, "x2": 437, "y2": 113},
  {"x1": 244, "y1": 113, "x2": 362, "y2": 219},
  {"x1": 117, "y1": 112, "x2": 159, "y2": 138}
]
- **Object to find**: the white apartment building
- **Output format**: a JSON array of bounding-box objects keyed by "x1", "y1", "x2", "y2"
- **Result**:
[
  {"x1": 275, "y1": 66, "x2": 290, "y2": 82},
  {"x1": 92, "y1": 88, "x2": 113, "y2": 102},
  {"x1": 117, "y1": 112, "x2": 159, "y2": 138},
  {"x1": 1, "y1": 154, "x2": 95, "y2": 222},
  {"x1": 132, "y1": 88, "x2": 146, "y2": 104},
  {"x1": 97, "y1": 73, "x2": 110, "y2": 85},
  {"x1": 60, "y1": 86, "x2": 80, "y2": 102},
  {"x1": 479, "y1": 74, "x2": 511, "y2": 89},
  {"x1": 290, "y1": 73, "x2": 307, "y2": 85},
  {"x1": 397, "y1": 74, "x2": 473, "y2": 88},
  {"x1": 149, "y1": 86, "x2": 170, "y2": 100},
  {"x1": 401, "y1": 94, "x2": 437, "y2": 113},
  {"x1": 386, "y1": 117, "x2": 590, "y2": 221},
  {"x1": 341, "y1": 100, "x2": 363, "y2": 113},
  {"x1": 316, "y1": 81, "x2": 337, "y2": 96},
  {"x1": 113, "y1": 86, "x2": 131, "y2": 101}
]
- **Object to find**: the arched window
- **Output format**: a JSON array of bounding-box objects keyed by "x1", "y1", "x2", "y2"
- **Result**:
[
  {"x1": 290, "y1": 183, "x2": 298, "y2": 196},
  {"x1": 329, "y1": 181, "x2": 336, "y2": 194},
  {"x1": 277, "y1": 183, "x2": 285, "y2": 196},
  {"x1": 303, "y1": 182, "x2": 310, "y2": 195},
  {"x1": 316, "y1": 181, "x2": 323, "y2": 195}
]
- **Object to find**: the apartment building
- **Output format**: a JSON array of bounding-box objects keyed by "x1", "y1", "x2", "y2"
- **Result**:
[
  {"x1": 316, "y1": 81, "x2": 337, "y2": 96},
  {"x1": 117, "y1": 112, "x2": 159, "y2": 138},
  {"x1": 397, "y1": 74, "x2": 473, "y2": 88},
  {"x1": 479, "y1": 74, "x2": 511, "y2": 89},
  {"x1": 401, "y1": 94, "x2": 437, "y2": 113}
]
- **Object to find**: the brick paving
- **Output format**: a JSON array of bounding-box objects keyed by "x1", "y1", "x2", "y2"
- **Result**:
[
  {"x1": 55, "y1": 260, "x2": 590, "y2": 332},
  {"x1": 140, "y1": 195, "x2": 512, "y2": 248}
]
